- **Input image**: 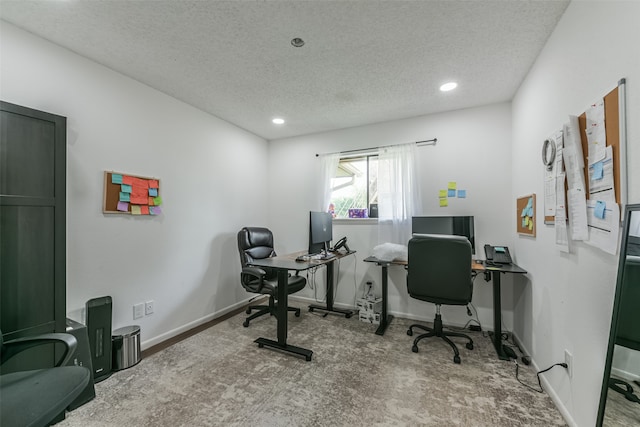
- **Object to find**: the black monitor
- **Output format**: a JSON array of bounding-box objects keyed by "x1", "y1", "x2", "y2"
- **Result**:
[
  {"x1": 309, "y1": 211, "x2": 333, "y2": 256},
  {"x1": 412, "y1": 216, "x2": 475, "y2": 254}
]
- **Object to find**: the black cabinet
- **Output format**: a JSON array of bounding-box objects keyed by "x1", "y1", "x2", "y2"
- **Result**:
[{"x1": 0, "y1": 101, "x2": 66, "y2": 371}]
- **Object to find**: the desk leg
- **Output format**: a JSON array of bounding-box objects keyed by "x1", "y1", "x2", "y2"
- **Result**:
[
  {"x1": 375, "y1": 264, "x2": 393, "y2": 336},
  {"x1": 309, "y1": 260, "x2": 354, "y2": 318},
  {"x1": 255, "y1": 269, "x2": 313, "y2": 361},
  {"x1": 490, "y1": 271, "x2": 510, "y2": 360}
]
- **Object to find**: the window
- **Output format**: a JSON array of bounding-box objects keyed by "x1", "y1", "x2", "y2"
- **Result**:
[{"x1": 328, "y1": 155, "x2": 378, "y2": 219}]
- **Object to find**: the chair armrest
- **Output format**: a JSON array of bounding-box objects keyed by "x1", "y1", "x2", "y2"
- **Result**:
[
  {"x1": 1, "y1": 333, "x2": 78, "y2": 367},
  {"x1": 241, "y1": 266, "x2": 267, "y2": 292}
]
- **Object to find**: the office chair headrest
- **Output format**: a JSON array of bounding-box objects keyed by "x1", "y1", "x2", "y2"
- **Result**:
[{"x1": 238, "y1": 227, "x2": 274, "y2": 250}]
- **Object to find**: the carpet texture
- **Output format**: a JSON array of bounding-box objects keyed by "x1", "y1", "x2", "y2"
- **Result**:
[{"x1": 61, "y1": 302, "x2": 567, "y2": 426}]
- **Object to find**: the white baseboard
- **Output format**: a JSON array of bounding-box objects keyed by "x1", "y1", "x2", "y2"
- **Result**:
[
  {"x1": 511, "y1": 333, "x2": 577, "y2": 427},
  {"x1": 140, "y1": 296, "x2": 259, "y2": 350}
]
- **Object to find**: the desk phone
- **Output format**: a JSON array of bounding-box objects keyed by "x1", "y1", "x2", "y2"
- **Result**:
[{"x1": 484, "y1": 245, "x2": 513, "y2": 265}]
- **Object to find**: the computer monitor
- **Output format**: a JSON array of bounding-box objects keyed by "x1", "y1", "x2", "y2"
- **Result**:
[
  {"x1": 412, "y1": 216, "x2": 475, "y2": 254},
  {"x1": 309, "y1": 211, "x2": 333, "y2": 256}
]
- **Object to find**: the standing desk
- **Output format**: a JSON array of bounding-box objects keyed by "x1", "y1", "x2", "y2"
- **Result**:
[
  {"x1": 248, "y1": 250, "x2": 354, "y2": 361},
  {"x1": 308, "y1": 251, "x2": 356, "y2": 318},
  {"x1": 483, "y1": 262, "x2": 527, "y2": 360},
  {"x1": 363, "y1": 256, "x2": 526, "y2": 360}
]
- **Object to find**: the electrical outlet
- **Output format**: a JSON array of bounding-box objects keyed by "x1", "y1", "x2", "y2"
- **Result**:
[
  {"x1": 133, "y1": 303, "x2": 144, "y2": 320},
  {"x1": 564, "y1": 349, "x2": 573, "y2": 378},
  {"x1": 145, "y1": 300, "x2": 154, "y2": 316}
]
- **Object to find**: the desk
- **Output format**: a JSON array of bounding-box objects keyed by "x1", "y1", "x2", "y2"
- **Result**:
[
  {"x1": 363, "y1": 256, "x2": 526, "y2": 360},
  {"x1": 248, "y1": 251, "x2": 353, "y2": 361},
  {"x1": 363, "y1": 256, "x2": 402, "y2": 335},
  {"x1": 483, "y1": 262, "x2": 527, "y2": 360}
]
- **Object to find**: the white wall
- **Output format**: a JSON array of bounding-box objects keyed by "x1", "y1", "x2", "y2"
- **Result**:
[
  {"x1": 268, "y1": 102, "x2": 516, "y2": 330},
  {"x1": 511, "y1": 1, "x2": 640, "y2": 426},
  {"x1": 0, "y1": 22, "x2": 269, "y2": 348}
]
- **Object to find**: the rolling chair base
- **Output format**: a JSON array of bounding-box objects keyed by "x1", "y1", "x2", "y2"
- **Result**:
[
  {"x1": 407, "y1": 313, "x2": 473, "y2": 364},
  {"x1": 243, "y1": 303, "x2": 301, "y2": 327}
]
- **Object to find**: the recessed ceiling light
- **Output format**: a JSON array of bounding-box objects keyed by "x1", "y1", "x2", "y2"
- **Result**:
[
  {"x1": 440, "y1": 82, "x2": 458, "y2": 92},
  {"x1": 272, "y1": 118, "x2": 285, "y2": 125},
  {"x1": 291, "y1": 38, "x2": 305, "y2": 47}
]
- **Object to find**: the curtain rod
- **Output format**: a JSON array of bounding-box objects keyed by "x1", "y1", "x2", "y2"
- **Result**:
[{"x1": 315, "y1": 138, "x2": 437, "y2": 157}]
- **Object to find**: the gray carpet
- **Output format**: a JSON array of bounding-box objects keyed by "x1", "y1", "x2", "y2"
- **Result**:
[
  {"x1": 61, "y1": 301, "x2": 566, "y2": 426},
  {"x1": 603, "y1": 376, "x2": 640, "y2": 426}
]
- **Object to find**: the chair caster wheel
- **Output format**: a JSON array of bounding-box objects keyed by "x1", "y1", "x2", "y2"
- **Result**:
[
  {"x1": 454, "y1": 355, "x2": 461, "y2": 364},
  {"x1": 258, "y1": 343, "x2": 264, "y2": 348},
  {"x1": 412, "y1": 345, "x2": 419, "y2": 353},
  {"x1": 308, "y1": 307, "x2": 314, "y2": 312},
  {"x1": 295, "y1": 310, "x2": 301, "y2": 317},
  {"x1": 407, "y1": 329, "x2": 413, "y2": 336},
  {"x1": 243, "y1": 320, "x2": 250, "y2": 327},
  {"x1": 305, "y1": 355, "x2": 312, "y2": 361},
  {"x1": 466, "y1": 342, "x2": 474, "y2": 350},
  {"x1": 246, "y1": 308, "x2": 252, "y2": 314},
  {"x1": 346, "y1": 313, "x2": 353, "y2": 319}
]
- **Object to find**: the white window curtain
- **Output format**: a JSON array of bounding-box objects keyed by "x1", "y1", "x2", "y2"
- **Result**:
[
  {"x1": 317, "y1": 153, "x2": 341, "y2": 212},
  {"x1": 377, "y1": 142, "x2": 422, "y2": 244}
]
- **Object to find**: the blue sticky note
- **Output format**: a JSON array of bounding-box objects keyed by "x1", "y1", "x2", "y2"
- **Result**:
[
  {"x1": 111, "y1": 173, "x2": 123, "y2": 184},
  {"x1": 528, "y1": 207, "x2": 534, "y2": 217},
  {"x1": 594, "y1": 201, "x2": 606, "y2": 219},
  {"x1": 148, "y1": 188, "x2": 158, "y2": 197},
  {"x1": 119, "y1": 192, "x2": 130, "y2": 202},
  {"x1": 457, "y1": 190, "x2": 466, "y2": 198},
  {"x1": 593, "y1": 161, "x2": 604, "y2": 180},
  {"x1": 121, "y1": 184, "x2": 132, "y2": 193},
  {"x1": 448, "y1": 189, "x2": 456, "y2": 197}
]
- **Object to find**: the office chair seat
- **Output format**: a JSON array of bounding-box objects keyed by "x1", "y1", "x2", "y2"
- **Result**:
[
  {"x1": 0, "y1": 330, "x2": 92, "y2": 427},
  {"x1": 1, "y1": 367, "x2": 91, "y2": 427}
]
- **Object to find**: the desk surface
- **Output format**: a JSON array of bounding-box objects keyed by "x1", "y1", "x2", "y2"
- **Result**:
[
  {"x1": 364, "y1": 256, "x2": 490, "y2": 273},
  {"x1": 251, "y1": 250, "x2": 354, "y2": 271}
]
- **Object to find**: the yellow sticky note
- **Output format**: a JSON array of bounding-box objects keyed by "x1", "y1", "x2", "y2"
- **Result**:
[
  {"x1": 448, "y1": 182, "x2": 457, "y2": 190},
  {"x1": 528, "y1": 220, "x2": 534, "y2": 231},
  {"x1": 439, "y1": 198, "x2": 448, "y2": 207},
  {"x1": 131, "y1": 205, "x2": 142, "y2": 215},
  {"x1": 439, "y1": 190, "x2": 447, "y2": 198}
]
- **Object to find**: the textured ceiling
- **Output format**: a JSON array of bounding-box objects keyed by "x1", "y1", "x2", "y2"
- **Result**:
[{"x1": 0, "y1": 0, "x2": 570, "y2": 140}]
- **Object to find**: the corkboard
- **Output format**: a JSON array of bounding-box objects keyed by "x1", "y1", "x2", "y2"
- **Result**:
[
  {"x1": 545, "y1": 84, "x2": 623, "y2": 224},
  {"x1": 517, "y1": 194, "x2": 536, "y2": 237},
  {"x1": 103, "y1": 171, "x2": 162, "y2": 215},
  {"x1": 579, "y1": 86, "x2": 621, "y2": 203}
]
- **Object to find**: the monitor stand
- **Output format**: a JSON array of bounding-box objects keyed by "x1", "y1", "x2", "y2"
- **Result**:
[{"x1": 318, "y1": 242, "x2": 335, "y2": 260}]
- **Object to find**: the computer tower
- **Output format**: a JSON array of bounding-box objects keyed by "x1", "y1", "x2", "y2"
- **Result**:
[
  {"x1": 65, "y1": 318, "x2": 96, "y2": 410},
  {"x1": 86, "y1": 296, "x2": 113, "y2": 382}
]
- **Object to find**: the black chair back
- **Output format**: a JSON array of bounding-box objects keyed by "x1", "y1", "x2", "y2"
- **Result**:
[
  {"x1": 407, "y1": 234, "x2": 473, "y2": 305},
  {"x1": 237, "y1": 227, "x2": 278, "y2": 282}
]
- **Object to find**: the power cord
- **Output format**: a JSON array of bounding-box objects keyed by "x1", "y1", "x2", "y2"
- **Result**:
[{"x1": 515, "y1": 360, "x2": 567, "y2": 393}]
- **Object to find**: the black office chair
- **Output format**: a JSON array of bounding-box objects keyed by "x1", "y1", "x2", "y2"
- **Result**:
[
  {"x1": 406, "y1": 234, "x2": 474, "y2": 364},
  {"x1": 237, "y1": 227, "x2": 306, "y2": 327},
  {"x1": 0, "y1": 330, "x2": 91, "y2": 426}
]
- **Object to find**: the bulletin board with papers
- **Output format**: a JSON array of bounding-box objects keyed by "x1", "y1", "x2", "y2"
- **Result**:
[
  {"x1": 103, "y1": 171, "x2": 163, "y2": 215},
  {"x1": 543, "y1": 79, "x2": 626, "y2": 255}
]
